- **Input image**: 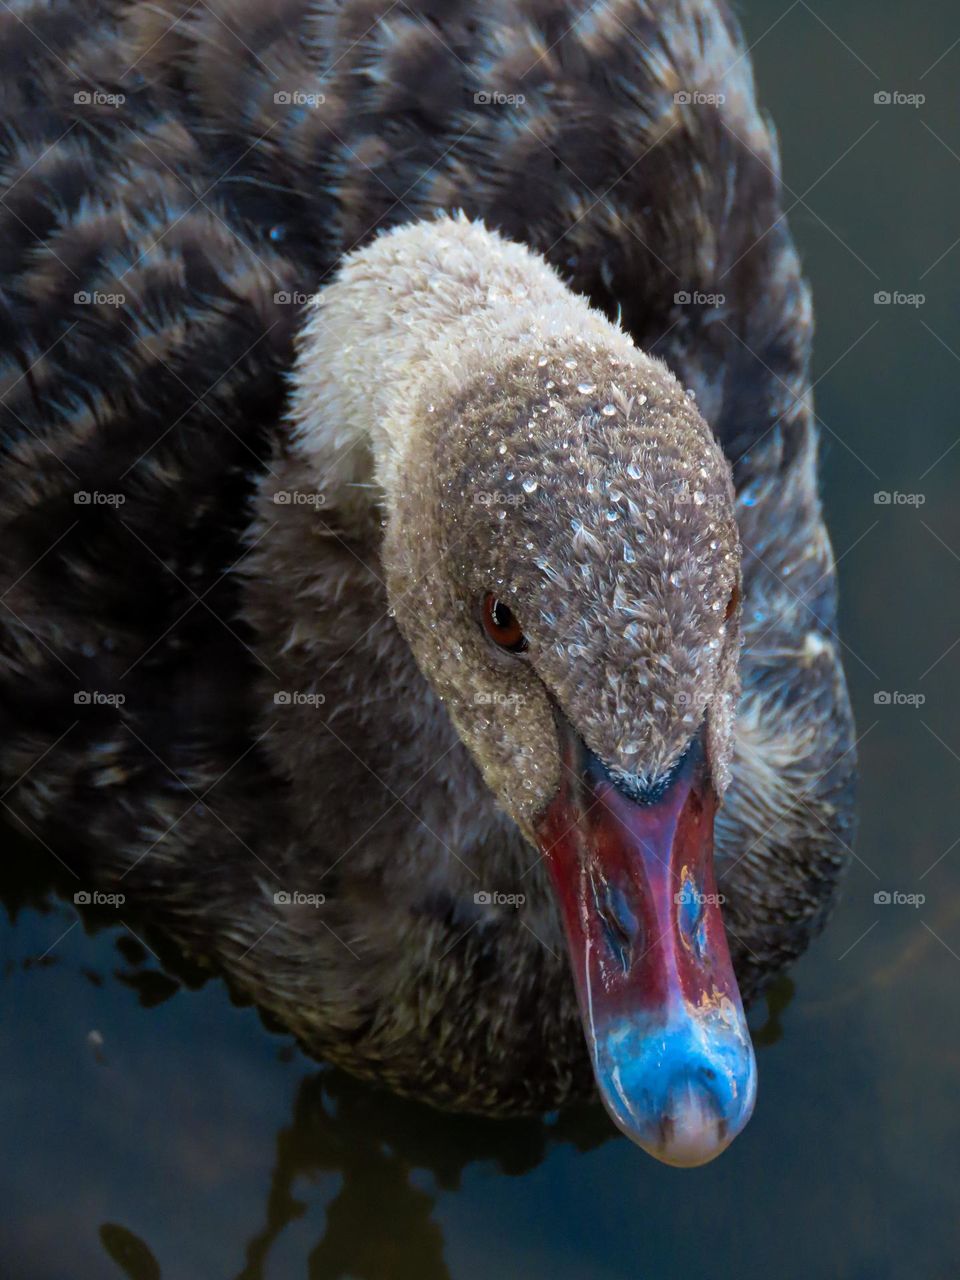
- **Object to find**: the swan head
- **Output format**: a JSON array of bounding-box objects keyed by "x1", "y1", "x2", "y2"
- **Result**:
[{"x1": 288, "y1": 216, "x2": 755, "y2": 1164}]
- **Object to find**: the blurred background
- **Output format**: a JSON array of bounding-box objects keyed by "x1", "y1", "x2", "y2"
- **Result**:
[{"x1": 2, "y1": 0, "x2": 959, "y2": 1276}]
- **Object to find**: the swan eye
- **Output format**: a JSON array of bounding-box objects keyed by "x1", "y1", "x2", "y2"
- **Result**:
[
  {"x1": 725, "y1": 583, "x2": 741, "y2": 623},
  {"x1": 481, "y1": 593, "x2": 528, "y2": 653}
]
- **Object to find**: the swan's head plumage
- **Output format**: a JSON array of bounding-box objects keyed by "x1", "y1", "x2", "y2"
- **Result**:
[{"x1": 288, "y1": 214, "x2": 742, "y2": 835}]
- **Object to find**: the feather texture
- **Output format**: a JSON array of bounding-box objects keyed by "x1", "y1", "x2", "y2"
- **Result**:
[{"x1": 0, "y1": 0, "x2": 855, "y2": 1113}]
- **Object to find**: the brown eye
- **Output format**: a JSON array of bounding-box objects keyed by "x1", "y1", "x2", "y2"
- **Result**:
[
  {"x1": 481, "y1": 593, "x2": 528, "y2": 652},
  {"x1": 725, "y1": 583, "x2": 741, "y2": 623}
]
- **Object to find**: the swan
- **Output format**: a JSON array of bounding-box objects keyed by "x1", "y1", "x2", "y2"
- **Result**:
[{"x1": 0, "y1": 0, "x2": 857, "y2": 1167}]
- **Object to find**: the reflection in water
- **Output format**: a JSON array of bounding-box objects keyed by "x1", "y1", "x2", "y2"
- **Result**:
[
  {"x1": 234, "y1": 1071, "x2": 613, "y2": 1280},
  {"x1": 88, "y1": 1066, "x2": 612, "y2": 1280},
  {"x1": 99, "y1": 1224, "x2": 162, "y2": 1280},
  {"x1": 749, "y1": 974, "x2": 795, "y2": 1048}
]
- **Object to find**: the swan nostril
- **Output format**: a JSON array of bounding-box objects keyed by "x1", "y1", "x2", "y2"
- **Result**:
[
  {"x1": 589, "y1": 869, "x2": 641, "y2": 973},
  {"x1": 676, "y1": 868, "x2": 711, "y2": 955}
]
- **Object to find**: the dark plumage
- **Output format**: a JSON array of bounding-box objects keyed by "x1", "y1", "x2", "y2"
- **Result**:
[{"x1": 0, "y1": 0, "x2": 856, "y2": 1146}]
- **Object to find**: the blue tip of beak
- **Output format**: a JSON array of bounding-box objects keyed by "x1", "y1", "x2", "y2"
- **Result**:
[{"x1": 591, "y1": 1012, "x2": 757, "y2": 1167}]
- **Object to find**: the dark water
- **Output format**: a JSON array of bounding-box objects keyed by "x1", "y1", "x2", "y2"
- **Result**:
[{"x1": 3, "y1": 1, "x2": 959, "y2": 1276}]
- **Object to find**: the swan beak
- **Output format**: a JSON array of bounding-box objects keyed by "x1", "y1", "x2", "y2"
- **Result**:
[{"x1": 534, "y1": 723, "x2": 756, "y2": 1167}]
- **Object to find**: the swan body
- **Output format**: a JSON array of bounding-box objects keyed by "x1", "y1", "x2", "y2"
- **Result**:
[{"x1": 0, "y1": 0, "x2": 856, "y2": 1165}]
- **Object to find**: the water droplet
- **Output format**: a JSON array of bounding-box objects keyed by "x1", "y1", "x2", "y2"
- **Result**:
[
  {"x1": 497, "y1": 509, "x2": 507, "y2": 520},
  {"x1": 637, "y1": 393, "x2": 647, "y2": 405},
  {"x1": 624, "y1": 545, "x2": 636, "y2": 563},
  {"x1": 521, "y1": 476, "x2": 539, "y2": 494},
  {"x1": 669, "y1": 571, "x2": 682, "y2": 586},
  {"x1": 626, "y1": 462, "x2": 642, "y2": 480},
  {"x1": 498, "y1": 443, "x2": 507, "y2": 455},
  {"x1": 601, "y1": 404, "x2": 616, "y2": 417},
  {"x1": 693, "y1": 490, "x2": 706, "y2": 506},
  {"x1": 564, "y1": 358, "x2": 578, "y2": 370},
  {"x1": 577, "y1": 382, "x2": 597, "y2": 395}
]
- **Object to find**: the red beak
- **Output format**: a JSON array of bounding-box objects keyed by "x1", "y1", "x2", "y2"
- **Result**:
[{"x1": 535, "y1": 718, "x2": 756, "y2": 1166}]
